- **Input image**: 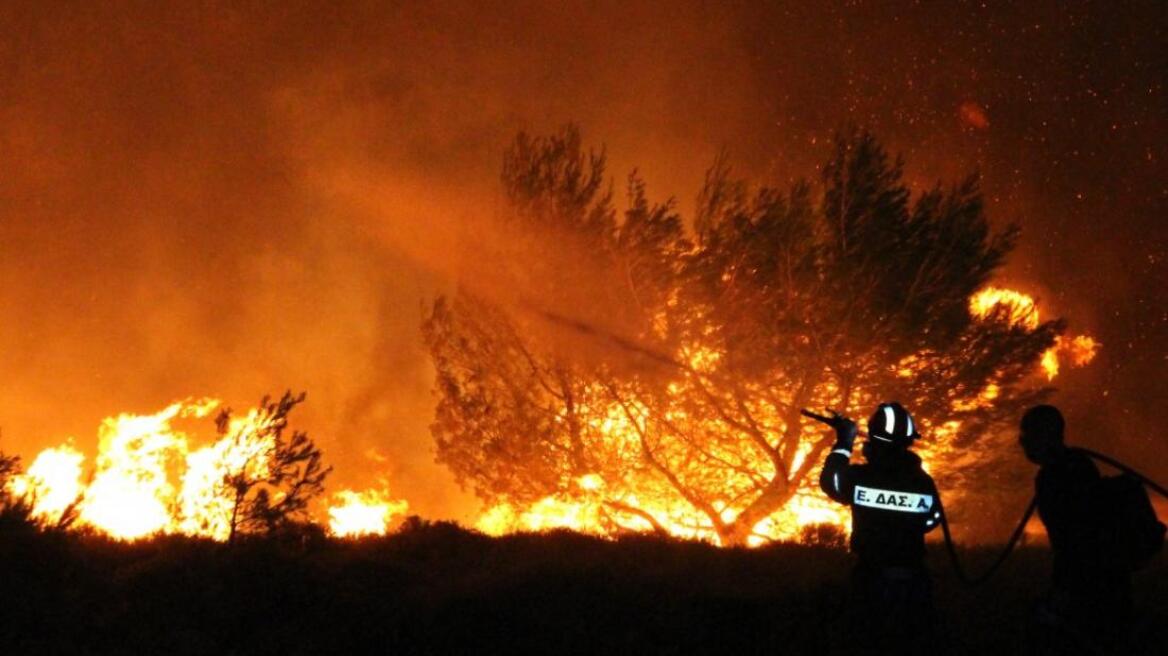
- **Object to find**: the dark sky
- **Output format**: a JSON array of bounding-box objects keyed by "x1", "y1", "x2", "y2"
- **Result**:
[{"x1": 0, "y1": 1, "x2": 1164, "y2": 520}]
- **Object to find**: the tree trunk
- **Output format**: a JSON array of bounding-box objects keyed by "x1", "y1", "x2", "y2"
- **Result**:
[
  {"x1": 227, "y1": 485, "x2": 243, "y2": 544},
  {"x1": 719, "y1": 480, "x2": 800, "y2": 547}
]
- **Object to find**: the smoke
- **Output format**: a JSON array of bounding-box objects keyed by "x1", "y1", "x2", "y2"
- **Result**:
[{"x1": 0, "y1": 1, "x2": 1163, "y2": 521}]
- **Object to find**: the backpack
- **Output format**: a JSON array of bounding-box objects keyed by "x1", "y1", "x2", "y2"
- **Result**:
[{"x1": 1097, "y1": 473, "x2": 1166, "y2": 570}]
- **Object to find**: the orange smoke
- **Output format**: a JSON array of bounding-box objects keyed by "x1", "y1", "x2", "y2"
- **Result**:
[{"x1": 959, "y1": 101, "x2": 990, "y2": 129}]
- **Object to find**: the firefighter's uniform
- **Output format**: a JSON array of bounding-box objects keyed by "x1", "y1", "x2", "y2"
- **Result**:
[{"x1": 818, "y1": 402, "x2": 941, "y2": 652}]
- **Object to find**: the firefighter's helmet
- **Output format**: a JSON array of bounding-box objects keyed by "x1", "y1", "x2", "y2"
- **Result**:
[{"x1": 866, "y1": 402, "x2": 919, "y2": 446}]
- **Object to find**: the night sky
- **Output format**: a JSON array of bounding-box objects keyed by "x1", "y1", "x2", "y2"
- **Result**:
[{"x1": 0, "y1": 1, "x2": 1164, "y2": 520}]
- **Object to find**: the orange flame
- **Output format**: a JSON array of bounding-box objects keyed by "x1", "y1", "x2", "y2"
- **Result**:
[
  {"x1": 6, "y1": 398, "x2": 400, "y2": 541},
  {"x1": 8, "y1": 444, "x2": 85, "y2": 525},
  {"x1": 75, "y1": 400, "x2": 218, "y2": 539},
  {"x1": 4, "y1": 285, "x2": 1097, "y2": 545},
  {"x1": 969, "y1": 287, "x2": 1040, "y2": 329},
  {"x1": 328, "y1": 487, "x2": 409, "y2": 537},
  {"x1": 969, "y1": 286, "x2": 1099, "y2": 381},
  {"x1": 473, "y1": 286, "x2": 1099, "y2": 546}
]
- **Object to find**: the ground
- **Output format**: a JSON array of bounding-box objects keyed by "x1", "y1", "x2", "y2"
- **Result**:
[{"x1": 0, "y1": 520, "x2": 1164, "y2": 655}]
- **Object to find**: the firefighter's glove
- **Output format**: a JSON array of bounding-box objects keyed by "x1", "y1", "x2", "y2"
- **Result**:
[{"x1": 830, "y1": 413, "x2": 858, "y2": 451}]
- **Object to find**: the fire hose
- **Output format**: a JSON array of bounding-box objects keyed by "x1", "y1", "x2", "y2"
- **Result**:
[
  {"x1": 940, "y1": 448, "x2": 1168, "y2": 586},
  {"x1": 938, "y1": 496, "x2": 1037, "y2": 586},
  {"x1": 801, "y1": 409, "x2": 1168, "y2": 586}
]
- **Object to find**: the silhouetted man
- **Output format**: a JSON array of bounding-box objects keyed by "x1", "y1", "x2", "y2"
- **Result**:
[
  {"x1": 1019, "y1": 404, "x2": 1132, "y2": 649},
  {"x1": 820, "y1": 402, "x2": 941, "y2": 653}
]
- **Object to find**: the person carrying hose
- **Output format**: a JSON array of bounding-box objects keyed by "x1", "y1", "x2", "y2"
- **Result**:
[
  {"x1": 815, "y1": 402, "x2": 941, "y2": 653},
  {"x1": 1019, "y1": 404, "x2": 1134, "y2": 652}
]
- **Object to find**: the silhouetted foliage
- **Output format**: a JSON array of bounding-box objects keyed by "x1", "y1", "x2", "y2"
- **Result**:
[
  {"x1": 424, "y1": 125, "x2": 1062, "y2": 545},
  {"x1": 0, "y1": 449, "x2": 36, "y2": 531},
  {"x1": 0, "y1": 450, "x2": 19, "y2": 485},
  {"x1": 0, "y1": 527, "x2": 1164, "y2": 654},
  {"x1": 213, "y1": 391, "x2": 332, "y2": 543},
  {"x1": 0, "y1": 449, "x2": 84, "y2": 532},
  {"x1": 799, "y1": 522, "x2": 848, "y2": 550}
]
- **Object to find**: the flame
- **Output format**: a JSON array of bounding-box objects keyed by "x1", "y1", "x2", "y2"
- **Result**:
[
  {"x1": 474, "y1": 419, "x2": 855, "y2": 545},
  {"x1": 969, "y1": 287, "x2": 1040, "y2": 329},
  {"x1": 73, "y1": 401, "x2": 215, "y2": 539},
  {"x1": 473, "y1": 285, "x2": 1099, "y2": 547},
  {"x1": 1040, "y1": 349, "x2": 1061, "y2": 380},
  {"x1": 177, "y1": 405, "x2": 284, "y2": 541},
  {"x1": 4, "y1": 397, "x2": 407, "y2": 542},
  {"x1": 3, "y1": 284, "x2": 1096, "y2": 546},
  {"x1": 477, "y1": 496, "x2": 601, "y2": 535},
  {"x1": 475, "y1": 480, "x2": 848, "y2": 546},
  {"x1": 8, "y1": 397, "x2": 391, "y2": 541},
  {"x1": 327, "y1": 487, "x2": 409, "y2": 537},
  {"x1": 1057, "y1": 334, "x2": 1100, "y2": 368},
  {"x1": 969, "y1": 286, "x2": 1098, "y2": 381},
  {"x1": 751, "y1": 494, "x2": 848, "y2": 547},
  {"x1": 471, "y1": 395, "x2": 835, "y2": 544},
  {"x1": 7, "y1": 444, "x2": 85, "y2": 524}
]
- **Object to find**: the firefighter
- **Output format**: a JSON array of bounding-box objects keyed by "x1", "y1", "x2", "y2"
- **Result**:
[
  {"x1": 1020, "y1": 404, "x2": 1132, "y2": 651},
  {"x1": 818, "y1": 402, "x2": 941, "y2": 652}
]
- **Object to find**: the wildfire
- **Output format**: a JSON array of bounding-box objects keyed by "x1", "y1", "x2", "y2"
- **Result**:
[
  {"x1": 477, "y1": 495, "x2": 603, "y2": 535},
  {"x1": 0, "y1": 285, "x2": 1096, "y2": 546},
  {"x1": 475, "y1": 285, "x2": 1099, "y2": 546},
  {"x1": 969, "y1": 287, "x2": 1099, "y2": 380},
  {"x1": 4, "y1": 398, "x2": 397, "y2": 542},
  {"x1": 969, "y1": 287, "x2": 1040, "y2": 329},
  {"x1": 8, "y1": 444, "x2": 85, "y2": 525},
  {"x1": 77, "y1": 400, "x2": 218, "y2": 540},
  {"x1": 1043, "y1": 335, "x2": 1101, "y2": 379},
  {"x1": 328, "y1": 487, "x2": 409, "y2": 537},
  {"x1": 475, "y1": 485, "x2": 847, "y2": 547}
]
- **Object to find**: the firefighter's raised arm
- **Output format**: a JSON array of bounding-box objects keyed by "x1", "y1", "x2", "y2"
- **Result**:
[{"x1": 815, "y1": 411, "x2": 858, "y2": 504}]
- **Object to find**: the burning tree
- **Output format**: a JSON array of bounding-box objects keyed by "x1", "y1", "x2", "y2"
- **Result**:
[
  {"x1": 205, "y1": 389, "x2": 331, "y2": 539},
  {"x1": 425, "y1": 126, "x2": 1074, "y2": 546},
  {"x1": 183, "y1": 392, "x2": 332, "y2": 543}
]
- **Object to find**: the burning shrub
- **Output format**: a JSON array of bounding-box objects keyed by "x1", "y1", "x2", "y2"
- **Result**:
[
  {"x1": 798, "y1": 522, "x2": 847, "y2": 550},
  {"x1": 0, "y1": 450, "x2": 36, "y2": 530},
  {"x1": 0, "y1": 449, "x2": 21, "y2": 500},
  {"x1": 203, "y1": 391, "x2": 333, "y2": 543},
  {"x1": 10, "y1": 391, "x2": 333, "y2": 542}
]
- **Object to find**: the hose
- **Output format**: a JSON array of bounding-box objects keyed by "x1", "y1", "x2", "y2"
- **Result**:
[
  {"x1": 1072, "y1": 447, "x2": 1168, "y2": 500},
  {"x1": 939, "y1": 495, "x2": 1037, "y2": 586},
  {"x1": 940, "y1": 447, "x2": 1168, "y2": 587}
]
